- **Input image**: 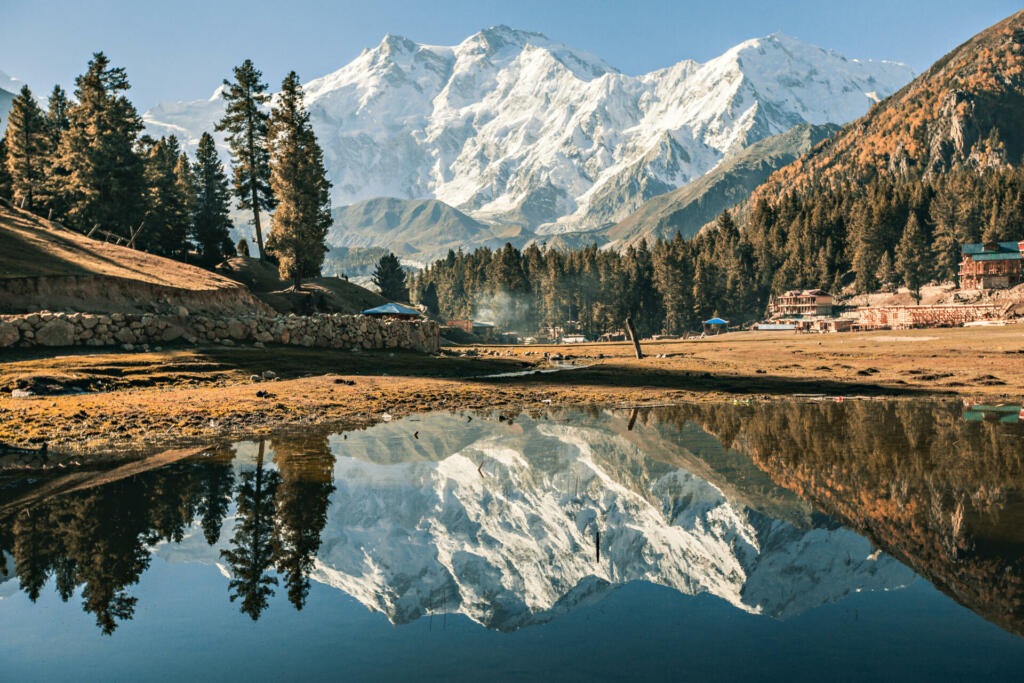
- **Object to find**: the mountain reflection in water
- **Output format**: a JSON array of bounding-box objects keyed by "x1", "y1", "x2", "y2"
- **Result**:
[{"x1": 1, "y1": 400, "x2": 1023, "y2": 642}]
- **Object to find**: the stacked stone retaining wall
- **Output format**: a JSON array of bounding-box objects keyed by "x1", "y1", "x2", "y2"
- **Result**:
[{"x1": 0, "y1": 311, "x2": 440, "y2": 354}]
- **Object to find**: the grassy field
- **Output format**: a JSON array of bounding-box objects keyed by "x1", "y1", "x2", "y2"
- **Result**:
[{"x1": 1, "y1": 323, "x2": 1021, "y2": 458}]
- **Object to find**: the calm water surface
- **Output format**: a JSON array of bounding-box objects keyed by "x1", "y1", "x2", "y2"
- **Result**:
[{"x1": 2, "y1": 400, "x2": 1023, "y2": 681}]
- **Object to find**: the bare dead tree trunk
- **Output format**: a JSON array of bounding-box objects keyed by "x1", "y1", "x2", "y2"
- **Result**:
[
  {"x1": 626, "y1": 316, "x2": 643, "y2": 359},
  {"x1": 252, "y1": 187, "x2": 266, "y2": 261}
]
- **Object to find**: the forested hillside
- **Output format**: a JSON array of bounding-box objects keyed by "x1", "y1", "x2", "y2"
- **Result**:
[
  {"x1": 415, "y1": 11, "x2": 1024, "y2": 335},
  {"x1": 734, "y1": 10, "x2": 1024, "y2": 296}
]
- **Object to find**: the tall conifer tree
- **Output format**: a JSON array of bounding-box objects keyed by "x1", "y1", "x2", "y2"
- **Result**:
[
  {"x1": 216, "y1": 59, "x2": 275, "y2": 260},
  {"x1": 265, "y1": 71, "x2": 332, "y2": 287},
  {"x1": 0, "y1": 133, "x2": 12, "y2": 200},
  {"x1": 5, "y1": 85, "x2": 48, "y2": 211},
  {"x1": 372, "y1": 253, "x2": 409, "y2": 302},
  {"x1": 55, "y1": 53, "x2": 145, "y2": 235},
  {"x1": 41, "y1": 85, "x2": 71, "y2": 215},
  {"x1": 141, "y1": 135, "x2": 192, "y2": 258},
  {"x1": 895, "y1": 213, "x2": 929, "y2": 301},
  {"x1": 191, "y1": 131, "x2": 235, "y2": 266}
]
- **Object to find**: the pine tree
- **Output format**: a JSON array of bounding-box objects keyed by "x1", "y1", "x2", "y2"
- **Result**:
[
  {"x1": 875, "y1": 251, "x2": 895, "y2": 290},
  {"x1": 140, "y1": 136, "x2": 192, "y2": 258},
  {"x1": 417, "y1": 280, "x2": 440, "y2": 314},
  {"x1": 930, "y1": 189, "x2": 960, "y2": 282},
  {"x1": 41, "y1": 85, "x2": 71, "y2": 215},
  {"x1": 45, "y1": 85, "x2": 71, "y2": 143},
  {"x1": 895, "y1": 213, "x2": 929, "y2": 301},
  {"x1": 55, "y1": 53, "x2": 146, "y2": 236},
  {"x1": 216, "y1": 59, "x2": 275, "y2": 260},
  {"x1": 265, "y1": 72, "x2": 332, "y2": 287},
  {"x1": 0, "y1": 133, "x2": 12, "y2": 200},
  {"x1": 4, "y1": 85, "x2": 48, "y2": 211},
  {"x1": 237, "y1": 237, "x2": 251, "y2": 257},
  {"x1": 191, "y1": 132, "x2": 235, "y2": 266},
  {"x1": 373, "y1": 252, "x2": 409, "y2": 302}
]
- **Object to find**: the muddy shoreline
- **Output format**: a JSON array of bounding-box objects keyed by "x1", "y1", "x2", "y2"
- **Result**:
[{"x1": 1, "y1": 325, "x2": 1021, "y2": 463}]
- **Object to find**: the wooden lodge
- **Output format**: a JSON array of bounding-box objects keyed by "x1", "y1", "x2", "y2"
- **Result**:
[
  {"x1": 959, "y1": 241, "x2": 1024, "y2": 290},
  {"x1": 768, "y1": 289, "x2": 834, "y2": 317}
]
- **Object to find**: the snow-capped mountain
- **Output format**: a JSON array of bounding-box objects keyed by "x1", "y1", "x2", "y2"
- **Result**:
[
  {"x1": 143, "y1": 27, "x2": 913, "y2": 235},
  {"x1": 155, "y1": 410, "x2": 914, "y2": 630}
]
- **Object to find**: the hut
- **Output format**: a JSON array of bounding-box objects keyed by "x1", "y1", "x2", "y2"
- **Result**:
[
  {"x1": 702, "y1": 317, "x2": 729, "y2": 335},
  {"x1": 361, "y1": 303, "x2": 422, "y2": 320}
]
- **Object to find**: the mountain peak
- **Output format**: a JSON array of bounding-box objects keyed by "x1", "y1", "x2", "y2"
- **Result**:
[{"x1": 140, "y1": 26, "x2": 913, "y2": 238}]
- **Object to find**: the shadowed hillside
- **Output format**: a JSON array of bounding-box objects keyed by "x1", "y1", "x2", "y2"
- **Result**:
[{"x1": 0, "y1": 204, "x2": 271, "y2": 315}]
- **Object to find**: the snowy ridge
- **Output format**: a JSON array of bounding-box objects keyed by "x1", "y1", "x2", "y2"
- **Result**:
[
  {"x1": 141, "y1": 27, "x2": 913, "y2": 236},
  {"x1": 152, "y1": 412, "x2": 914, "y2": 630}
]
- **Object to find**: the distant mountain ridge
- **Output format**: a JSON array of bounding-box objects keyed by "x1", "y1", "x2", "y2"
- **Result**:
[
  {"x1": 329, "y1": 197, "x2": 529, "y2": 264},
  {"x1": 0, "y1": 70, "x2": 24, "y2": 133},
  {"x1": 141, "y1": 27, "x2": 912, "y2": 238}
]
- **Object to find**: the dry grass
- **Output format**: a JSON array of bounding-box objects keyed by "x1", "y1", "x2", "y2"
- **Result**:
[
  {"x1": 0, "y1": 324, "x2": 1021, "y2": 456},
  {"x1": 0, "y1": 205, "x2": 242, "y2": 290}
]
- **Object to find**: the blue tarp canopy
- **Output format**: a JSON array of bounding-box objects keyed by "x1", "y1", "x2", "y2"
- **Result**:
[
  {"x1": 703, "y1": 317, "x2": 729, "y2": 325},
  {"x1": 361, "y1": 303, "x2": 421, "y2": 316}
]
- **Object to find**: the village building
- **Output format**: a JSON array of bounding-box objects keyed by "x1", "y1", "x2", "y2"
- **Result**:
[
  {"x1": 959, "y1": 241, "x2": 1024, "y2": 289},
  {"x1": 768, "y1": 289, "x2": 834, "y2": 317},
  {"x1": 447, "y1": 319, "x2": 497, "y2": 339}
]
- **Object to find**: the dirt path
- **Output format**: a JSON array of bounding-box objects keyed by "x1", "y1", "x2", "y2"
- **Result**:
[{"x1": 1, "y1": 325, "x2": 1021, "y2": 457}]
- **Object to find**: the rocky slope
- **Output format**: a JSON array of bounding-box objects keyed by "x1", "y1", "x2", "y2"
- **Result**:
[
  {"x1": 142, "y1": 27, "x2": 912, "y2": 236},
  {"x1": 747, "y1": 10, "x2": 1024, "y2": 202},
  {"x1": 604, "y1": 123, "x2": 839, "y2": 247}
]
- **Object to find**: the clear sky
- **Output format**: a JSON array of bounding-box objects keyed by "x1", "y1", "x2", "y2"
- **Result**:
[{"x1": 2, "y1": 0, "x2": 1020, "y2": 111}]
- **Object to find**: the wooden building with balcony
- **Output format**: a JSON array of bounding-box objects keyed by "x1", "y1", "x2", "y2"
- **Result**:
[
  {"x1": 959, "y1": 241, "x2": 1024, "y2": 290},
  {"x1": 768, "y1": 289, "x2": 834, "y2": 318}
]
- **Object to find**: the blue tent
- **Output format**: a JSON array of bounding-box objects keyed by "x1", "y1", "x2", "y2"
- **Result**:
[
  {"x1": 703, "y1": 317, "x2": 729, "y2": 325},
  {"x1": 361, "y1": 303, "x2": 422, "y2": 317}
]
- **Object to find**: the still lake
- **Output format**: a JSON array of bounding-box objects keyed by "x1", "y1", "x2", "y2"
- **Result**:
[{"x1": 2, "y1": 400, "x2": 1024, "y2": 681}]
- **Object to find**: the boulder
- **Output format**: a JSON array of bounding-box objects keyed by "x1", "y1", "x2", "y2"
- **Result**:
[
  {"x1": 161, "y1": 324, "x2": 185, "y2": 342},
  {"x1": 35, "y1": 319, "x2": 75, "y2": 347},
  {"x1": 0, "y1": 322, "x2": 19, "y2": 347},
  {"x1": 227, "y1": 319, "x2": 247, "y2": 340},
  {"x1": 115, "y1": 327, "x2": 136, "y2": 344}
]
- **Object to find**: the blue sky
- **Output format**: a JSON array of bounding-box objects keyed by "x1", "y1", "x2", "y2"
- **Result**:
[{"x1": 1, "y1": 0, "x2": 1019, "y2": 110}]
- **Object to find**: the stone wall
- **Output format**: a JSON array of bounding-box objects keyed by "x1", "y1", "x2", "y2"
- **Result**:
[{"x1": 0, "y1": 311, "x2": 440, "y2": 354}]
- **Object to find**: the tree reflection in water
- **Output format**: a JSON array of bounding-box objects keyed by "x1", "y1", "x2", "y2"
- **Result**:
[
  {"x1": 0, "y1": 436, "x2": 336, "y2": 633},
  {"x1": 0, "y1": 401, "x2": 1022, "y2": 636}
]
